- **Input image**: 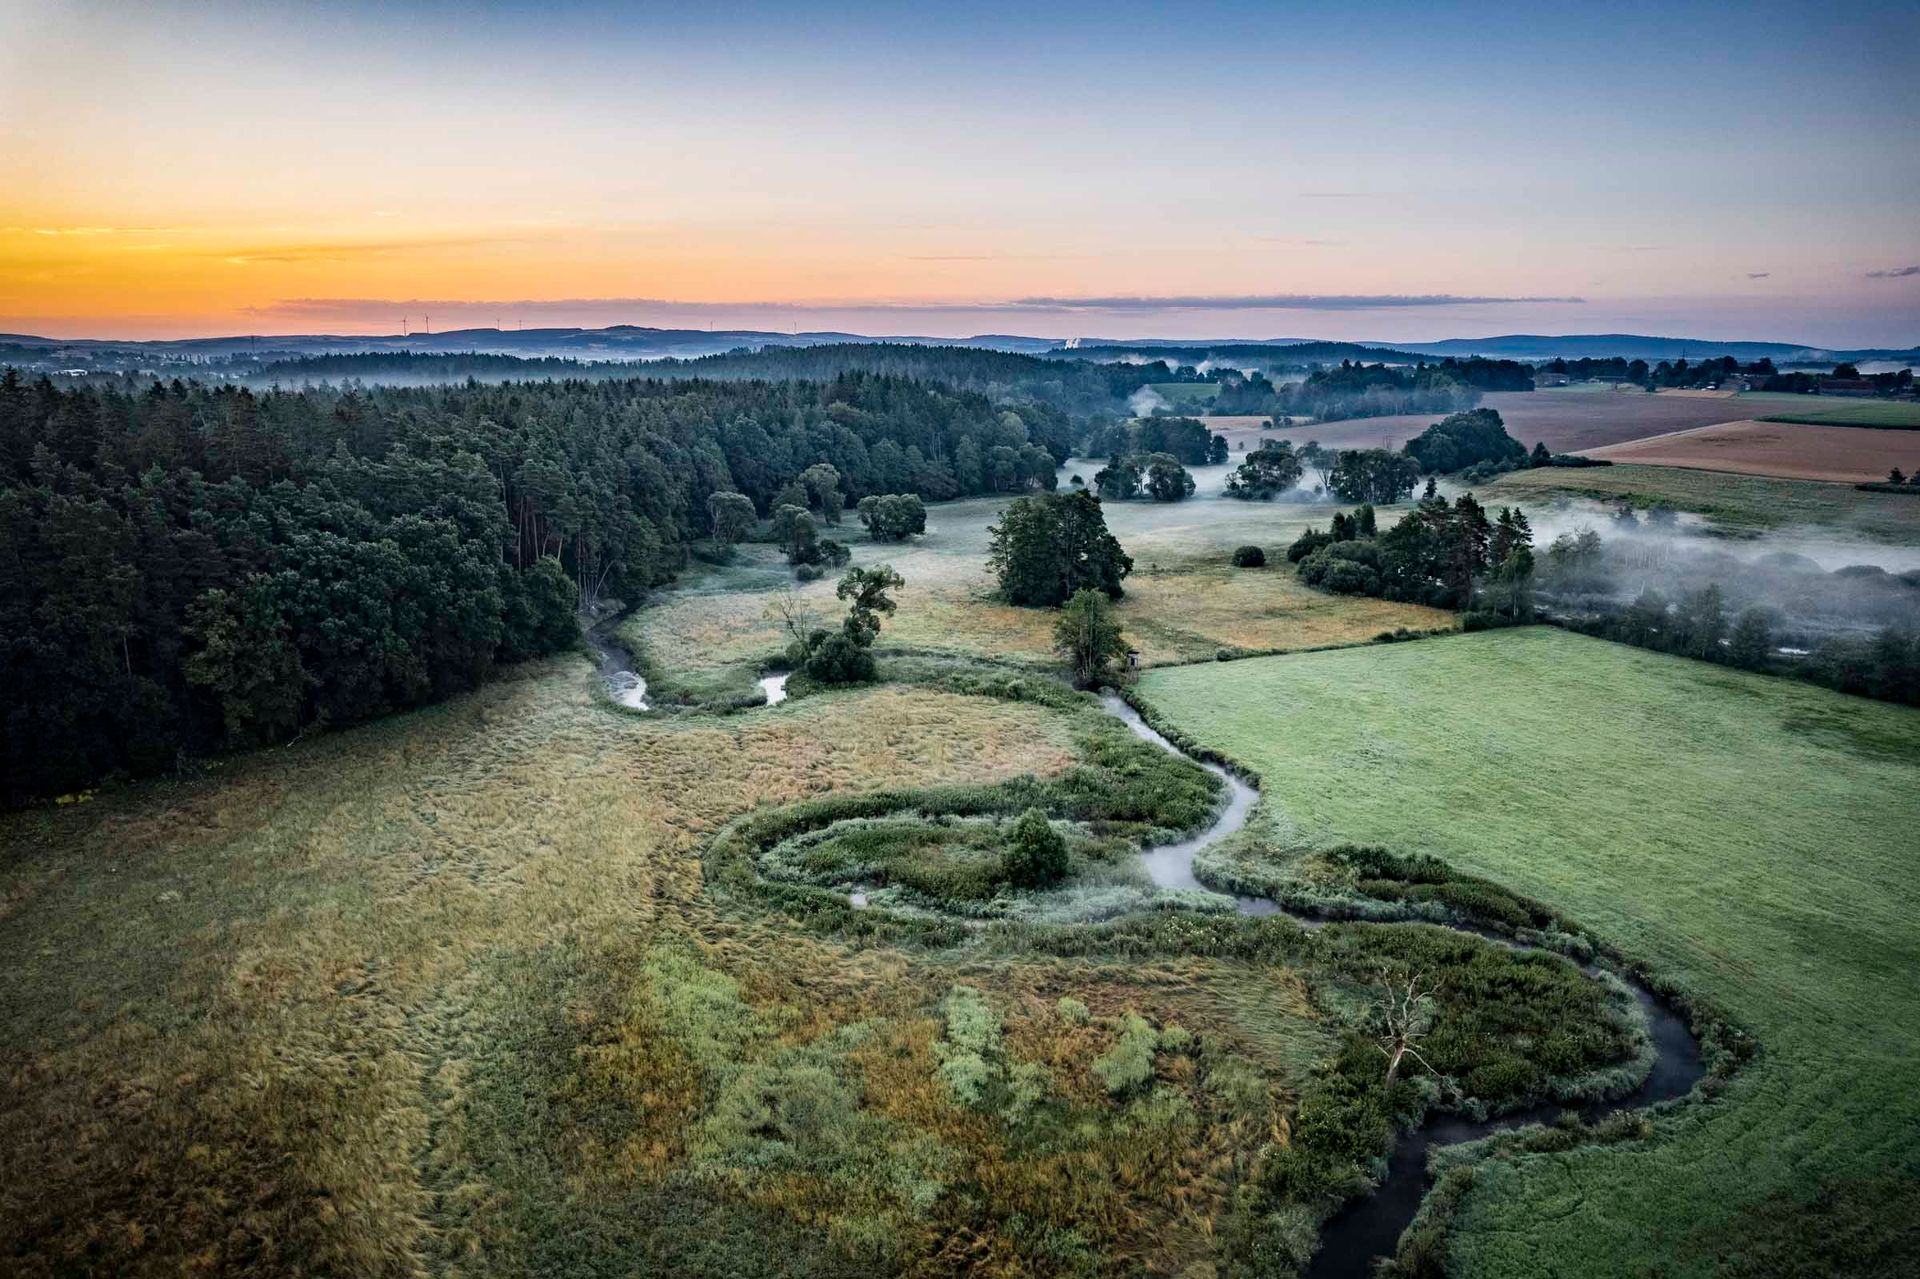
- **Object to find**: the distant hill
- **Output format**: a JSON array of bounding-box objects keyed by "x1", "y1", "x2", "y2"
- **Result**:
[
  {"x1": 3, "y1": 326, "x2": 1912, "y2": 374},
  {"x1": 1046, "y1": 340, "x2": 1432, "y2": 366},
  {"x1": 248, "y1": 343, "x2": 1204, "y2": 414},
  {"x1": 1371, "y1": 333, "x2": 1920, "y2": 363}
]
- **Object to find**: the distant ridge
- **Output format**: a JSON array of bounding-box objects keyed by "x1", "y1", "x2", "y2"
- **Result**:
[
  {"x1": 2, "y1": 326, "x2": 1912, "y2": 367},
  {"x1": 1363, "y1": 333, "x2": 1920, "y2": 362}
]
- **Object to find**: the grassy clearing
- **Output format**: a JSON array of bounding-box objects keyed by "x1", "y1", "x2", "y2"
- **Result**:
[
  {"x1": 1486, "y1": 462, "x2": 1920, "y2": 542},
  {"x1": 626, "y1": 486, "x2": 1450, "y2": 686},
  {"x1": 1138, "y1": 628, "x2": 1920, "y2": 1276},
  {"x1": 1149, "y1": 382, "x2": 1219, "y2": 407},
  {"x1": 0, "y1": 623, "x2": 1664, "y2": 1278},
  {"x1": 1762, "y1": 400, "x2": 1920, "y2": 429},
  {"x1": 0, "y1": 665, "x2": 1088, "y2": 1277}
]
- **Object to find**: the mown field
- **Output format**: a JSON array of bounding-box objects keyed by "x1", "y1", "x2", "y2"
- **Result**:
[
  {"x1": 1138, "y1": 629, "x2": 1920, "y2": 1275},
  {"x1": 1229, "y1": 388, "x2": 1824, "y2": 456},
  {"x1": 1761, "y1": 400, "x2": 1920, "y2": 429},
  {"x1": 1486, "y1": 463, "x2": 1920, "y2": 543},
  {"x1": 625, "y1": 477, "x2": 1450, "y2": 697},
  {"x1": 1584, "y1": 419, "x2": 1920, "y2": 483}
]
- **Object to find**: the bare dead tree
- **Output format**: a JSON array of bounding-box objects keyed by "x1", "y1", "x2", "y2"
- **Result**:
[
  {"x1": 767, "y1": 585, "x2": 821, "y2": 645},
  {"x1": 1374, "y1": 967, "x2": 1439, "y2": 1091}
]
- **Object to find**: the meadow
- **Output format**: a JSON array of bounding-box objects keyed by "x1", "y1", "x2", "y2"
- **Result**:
[
  {"x1": 1584, "y1": 419, "x2": 1920, "y2": 483},
  {"x1": 1137, "y1": 628, "x2": 1920, "y2": 1276},
  {"x1": 624, "y1": 475, "x2": 1451, "y2": 698},
  {"x1": 1486, "y1": 462, "x2": 1920, "y2": 543},
  {"x1": 1761, "y1": 400, "x2": 1920, "y2": 429},
  {"x1": 0, "y1": 638, "x2": 1643, "y2": 1278}
]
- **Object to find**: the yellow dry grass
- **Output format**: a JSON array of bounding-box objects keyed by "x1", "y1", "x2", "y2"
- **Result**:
[
  {"x1": 630, "y1": 493, "x2": 1450, "y2": 682},
  {"x1": 0, "y1": 658, "x2": 1336, "y2": 1278},
  {"x1": 0, "y1": 665, "x2": 1080, "y2": 1278}
]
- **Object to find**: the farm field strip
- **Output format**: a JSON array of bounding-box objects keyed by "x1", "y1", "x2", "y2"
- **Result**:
[
  {"x1": 1583, "y1": 418, "x2": 1920, "y2": 483},
  {"x1": 1212, "y1": 389, "x2": 1832, "y2": 456},
  {"x1": 1486, "y1": 463, "x2": 1920, "y2": 544}
]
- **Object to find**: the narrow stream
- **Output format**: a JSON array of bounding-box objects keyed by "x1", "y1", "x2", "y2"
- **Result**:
[
  {"x1": 1098, "y1": 693, "x2": 1705, "y2": 1278},
  {"x1": 588, "y1": 631, "x2": 1703, "y2": 1273},
  {"x1": 585, "y1": 613, "x2": 788, "y2": 709}
]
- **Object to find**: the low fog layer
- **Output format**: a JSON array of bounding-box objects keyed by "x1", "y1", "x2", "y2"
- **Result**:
[{"x1": 1527, "y1": 504, "x2": 1920, "y2": 648}]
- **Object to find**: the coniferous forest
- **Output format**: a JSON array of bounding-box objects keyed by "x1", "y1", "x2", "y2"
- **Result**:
[{"x1": 0, "y1": 370, "x2": 1073, "y2": 802}]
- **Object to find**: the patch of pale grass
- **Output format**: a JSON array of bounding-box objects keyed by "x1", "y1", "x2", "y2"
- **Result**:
[{"x1": 0, "y1": 666, "x2": 1079, "y2": 1277}]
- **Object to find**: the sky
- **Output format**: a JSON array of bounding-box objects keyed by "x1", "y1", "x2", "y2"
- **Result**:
[{"x1": 2, "y1": 0, "x2": 1917, "y2": 346}]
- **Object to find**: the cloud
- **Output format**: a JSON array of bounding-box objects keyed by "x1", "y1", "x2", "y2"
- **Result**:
[
  {"x1": 1007, "y1": 293, "x2": 1584, "y2": 312},
  {"x1": 1747, "y1": 272, "x2": 1771, "y2": 279},
  {"x1": 256, "y1": 292, "x2": 1585, "y2": 326},
  {"x1": 1299, "y1": 192, "x2": 1382, "y2": 199},
  {"x1": 1866, "y1": 265, "x2": 1920, "y2": 279},
  {"x1": 4, "y1": 225, "x2": 178, "y2": 236},
  {"x1": 221, "y1": 234, "x2": 529, "y2": 265},
  {"x1": 1253, "y1": 237, "x2": 1349, "y2": 247}
]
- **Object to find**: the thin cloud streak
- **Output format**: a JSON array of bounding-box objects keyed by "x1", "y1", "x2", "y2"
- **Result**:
[
  {"x1": 1009, "y1": 293, "x2": 1585, "y2": 312},
  {"x1": 1865, "y1": 265, "x2": 1920, "y2": 279},
  {"x1": 263, "y1": 292, "x2": 1586, "y2": 321}
]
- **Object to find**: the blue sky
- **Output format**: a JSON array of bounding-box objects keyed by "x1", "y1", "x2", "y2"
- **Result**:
[{"x1": 2, "y1": 0, "x2": 1915, "y2": 343}]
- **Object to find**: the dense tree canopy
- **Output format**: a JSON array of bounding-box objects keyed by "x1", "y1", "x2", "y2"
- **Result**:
[
  {"x1": 1084, "y1": 416, "x2": 1225, "y2": 466},
  {"x1": 0, "y1": 368, "x2": 1077, "y2": 802},
  {"x1": 1223, "y1": 443, "x2": 1304, "y2": 500},
  {"x1": 1403, "y1": 408, "x2": 1529, "y2": 475},
  {"x1": 1292, "y1": 494, "x2": 1533, "y2": 614},
  {"x1": 987, "y1": 490, "x2": 1133, "y2": 606},
  {"x1": 1327, "y1": 449, "x2": 1421, "y2": 504}
]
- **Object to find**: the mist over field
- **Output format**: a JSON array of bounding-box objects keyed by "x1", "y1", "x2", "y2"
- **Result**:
[{"x1": 1528, "y1": 505, "x2": 1920, "y2": 645}]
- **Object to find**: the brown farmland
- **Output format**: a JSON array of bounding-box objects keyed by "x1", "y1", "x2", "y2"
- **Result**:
[
  {"x1": 1584, "y1": 419, "x2": 1920, "y2": 483},
  {"x1": 1209, "y1": 388, "x2": 1823, "y2": 455}
]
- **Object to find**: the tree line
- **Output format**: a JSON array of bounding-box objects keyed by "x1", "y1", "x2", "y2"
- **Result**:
[
  {"x1": 258, "y1": 343, "x2": 1204, "y2": 416},
  {"x1": 1286, "y1": 493, "x2": 1537, "y2": 622},
  {"x1": 0, "y1": 368, "x2": 1075, "y2": 802}
]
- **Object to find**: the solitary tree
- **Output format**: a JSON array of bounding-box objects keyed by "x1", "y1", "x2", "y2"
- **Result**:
[
  {"x1": 1224, "y1": 443, "x2": 1304, "y2": 500},
  {"x1": 707, "y1": 490, "x2": 756, "y2": 552},
  {"x1": 773, "y1": 504, "x2": 820, "y2": 565},
  {"x1": 1373, "y1": 969, "x2": 1438, "y2": 1091},
  {"x1": 837, "y1": 564, "x2": 904, "y2": 647},
  {"x1": 800, "y1": 462, "x2": 844, "y2": 524},
  {"x1": 1143, "y1": 453, "x2": 1195, "y2": 502},
  {"x1": 988, "y1": 491, "x2": 1132, "y2": 606},
  {"x1": 1003, "y1": 808, "x2": 1069, "y2": 888},
  {"x1": 1053, "y1": 588, "x2": 1130, "y2": 687}
]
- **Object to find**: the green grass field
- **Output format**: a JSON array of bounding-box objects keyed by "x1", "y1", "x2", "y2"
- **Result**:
[
  {"x1": 1148, "y1": 382, "x2": 1219, "y2": 407},
  {"x1": 1762, "y1": 400, "x2": 1920, "y2": 429},
  {"x1": 1487, "y1": 462, "x2": 1920, "y2": 543},
  {"x1": 1138, "y1": 629, "x2": 1920, "y2": 1275}
]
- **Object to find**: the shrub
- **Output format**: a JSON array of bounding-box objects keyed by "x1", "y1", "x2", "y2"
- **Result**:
[
  {"x1": 795, "y1": 563, "x2": 825, "y2": 582},
  {"x1": 1003, "y1": 808, "x2": 1069, "y2": 888},
  {"x1": 1231, "y1": 545, "x2": 1266, "y2": 568},
  {"x1": 1055, "y1": 996, "x2": 1091, "y2": 1025},
  {"x1": 1287, "y1": 528, "x2": 1333, "y2": 563},
  {"x1": 1092, "y1": 1012, "x2": 1160, "y2": 1096},
  {"x1": 1318, "y1": 557, "x2": 1381, "y2": 596},
  {"x1": 802, "y1": 630, "x2": 875, "y2": 684}
]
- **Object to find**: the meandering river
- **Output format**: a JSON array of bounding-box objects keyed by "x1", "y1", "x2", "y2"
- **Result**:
[
  {"x1": 589, "y1": 631, "x2": 1703, "y2": 1274},
  {"x1": 1099, "y1": 692, "x2": 1705, "y2": 1277}
]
